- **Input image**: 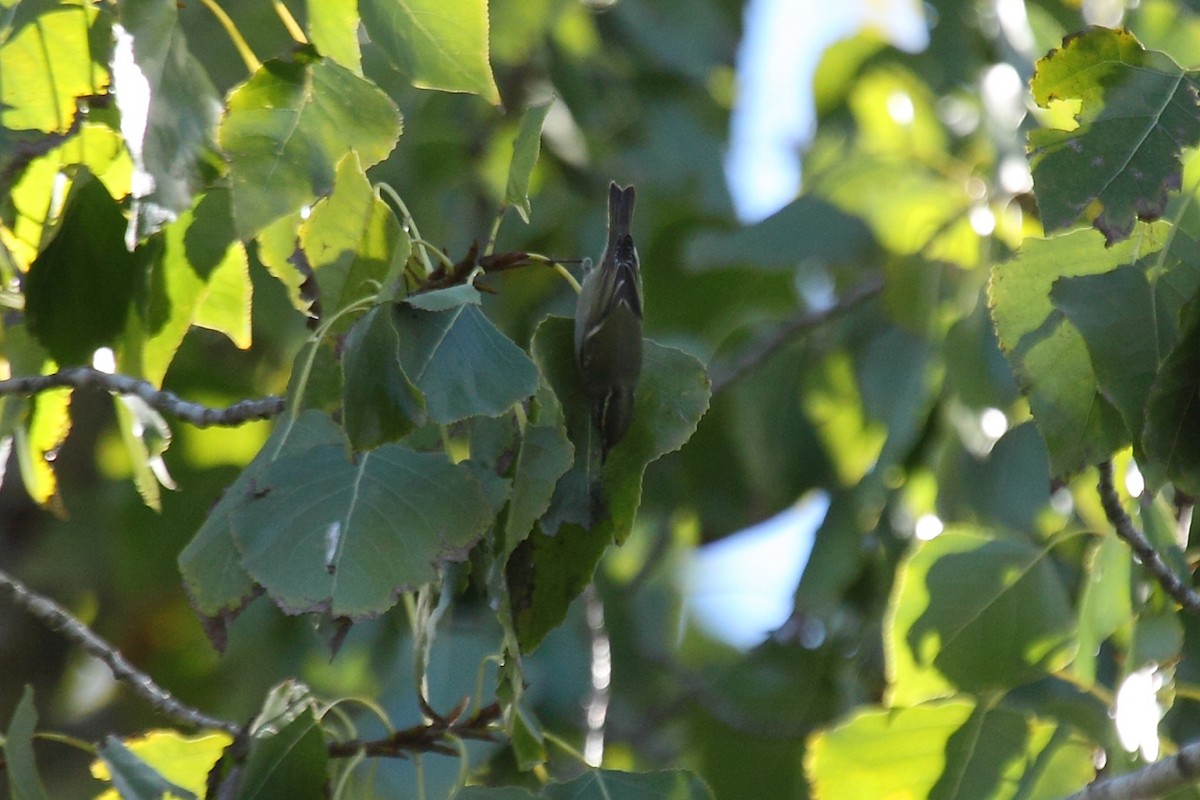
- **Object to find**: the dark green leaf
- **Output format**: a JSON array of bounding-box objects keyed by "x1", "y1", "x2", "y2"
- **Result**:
[
  {"x1": 685, "y1": 194, "x2": 877, "y2": 271},
  {"x1": 97, "y1": 737, "x2": 197, "y2": 800},
  {"x1": 1072, "y1": 534, "x2": 1133, "y2": 685},
  {"x1": 405, "y1": 284, "x2": 483, "y2": 311},
  {"x1": 393, "y1": 303, "x2": 539, "y2": 423},
  {"x1": 219, "y1": 51, "x2": 401, "y2": 237},
  {"x1": 359, "y1": 0, "x2": 500, "y2": 104},
  {"x1": 1029, "y1": 27, "x2": 1200, "y2": 244},
  {"x1": 237, "y1": 707, "x2": 327, "y2": 800},
  {"x1": 342, "y1": 306, "x2": 425, "y2": 449},
  {"x1": 4, "y1": 686, "x2": 49, "y2": 800},
  {"x1": 25, "y1": 176, "x2": 141, "y2": 365},
  {"x1": 1143, "y1": 296, "x2": 1200, "y2": 493},
  {"x1": 504, "y1": 387, "x2": 573, "y2": 555},
  {"x1": 1051, "y1": 267, "x2": 1162, "y2": 444},
  {"x1": 510, "y1": 317, "x2": 709, "y2": 651},
  {"x1": 113, "y1": 0, "x2": 221, "y2": 241},
  {"x1": 178, "y1": 411, "x2": 346, "y2": 649},
  {"x1": 456, "y1": 789, "x2": 538, "y2": 800},
  {"x1": 989, "y1": 226, "x2": 1154, "y2": 475},
  {"x1": 505, "y1": 99, "x2": 553, "y2": 223},
  {"x1": 232, "y1": 442, "x2": 494, "y2": 618},
  {"x1": 887, "y1": 529, "x2": 1076, "y2": 704},
  {"x1": 542, "y1": 769, "x2": 714, "y2": 800}
]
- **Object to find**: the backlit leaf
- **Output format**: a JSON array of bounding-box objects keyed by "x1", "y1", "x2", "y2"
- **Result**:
[
  {"x1": 1029, "y1": 27, "x2": 1200, "y2": 244},
  {"x1": 505, "y1": 99, "x2": 553, "y2": 223},
  {"x1": 360, "y1": 0, "x2": 500, "y2": 104},
  {"x1": 887, "y1": 528, "x2": 1076, "y2": 705},
  {"x1": 219, "y1": 50, "x2": 401, "y2": 237}
]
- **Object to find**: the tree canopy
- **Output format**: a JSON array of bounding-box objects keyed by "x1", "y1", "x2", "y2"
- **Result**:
[{"x1": 2, "y1": 0, "x2": 1200, "y2": 798}]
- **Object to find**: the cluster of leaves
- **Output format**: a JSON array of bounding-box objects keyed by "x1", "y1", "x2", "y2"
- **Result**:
[
  {"x1": 6, "y1": 0, "x2": 1200, "y2": 798},
  {"x1": 1, "y1": 0, "x2": 714, "y2": 796},
  {"x1": 799, "y1": 20, "x2": 1200, "y2": 800}
]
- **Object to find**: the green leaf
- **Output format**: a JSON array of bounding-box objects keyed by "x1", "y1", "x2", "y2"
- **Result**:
[
  {"x1": 504, "y1": 386, "x2": 573, "y2": 555},
  {"x1": 0, "y1": 1, "x2": 107, "y2": 133},
  {"x1": 404, "y1": 283, "x2": 482, "y2": 311},
  {"x1": 807, "y1": 146, "x2": 978, "y2": 268},
  {"x1": 4, "y1": 687, "x2": 49, "y2": 800},
  {"x1": 89, "y1": 731, "x2": 232, "y2": 800},
  {"x1": 886, "y1": 529, "x2": 1076, "y2": 704},
  {"x1": 533, "y1": 316, "x2": 711, "y2": 543},
  {"x1": 255, "y1": 212, "x2": 311, "y2": 315},
  {"x1": 989, "y1": 226, "x2": 1156, "y2": 475},
  {"x1": 299, "y1": 152, "x2": 409, "y2": 319},
  {"x1": 1143, "y1": 296, "x2": 1200, "y2": 493},
  {"x1": 341, "y1": 306, "x2": 425, "y2": 449},
  {"x1": 1, "y1": 122, "x2": 132, "y2": 271},
  {"x1": 393, "y1": 303, "x2": 539, "y2": 424},
  {"x1": 800, "y1": 350, "x2": 886, "y2": 486},
  {"x1": 1029, "y1": 27, "x2": 1200, "y2": 244},
  {"x1": 456, "y1": 789, "x2": 538, "y2": 800},
  {"x1": 15, "y1": 381, "x2": 71, "y2": 511},
  {"x1": 307, "y1": 0, "x2": 362, "y2": 73},
  {"x1": 96, "y1": 737, "x2": 197, "y2": 800},
  {"x1": 24, "y1": 176, "x2": 141, "y2": 366},
  {"x1": 136, "y1": 187, "x2": 249, "y2": 386},
  {"x1": 542, "y1": 770, "x2": 713, "y2": 800},
  {"x1": 1046, "y1": 227, "x2": 1200, "y2": 453},
  {"x1": 237, "y1": 707, "x2": 327, "y2": 800},
  {"x1": 806, "y1": 701, "x2": 1093, "y2": 800},
  {"x1": 504, "y1": 99, "x2": 553, "y2": 223},
  {"x1": 232, "y1": 442, "x2": 494, "y2": 618},
  {"x1": 113, "y1": 394, "x2": 174, "y2": 511},
  {"x1": 1072, "y1": 534, "x2": 1133, "y2": 685},
  {"x1": 510, "y1": 317, "x2": 710, "y2": 651},
  {"x1": 685, "y1": 194, "x2": 877, "y2": 271},
  {"x1": 360, "y1": 0, "x2": 501, "y2": 105},
  {"x1": 218, "y1": 50, "x2": 402, "y2": 238},
  {"x1": 113, "y1": 0, "x2": 222, "y2": 242},
  {"x1": 1049, "y1": 267, "x2": 1161, "y2": 447},
  {"x1": 179, "y1": 410, "x2": 346, "y2": 649}
]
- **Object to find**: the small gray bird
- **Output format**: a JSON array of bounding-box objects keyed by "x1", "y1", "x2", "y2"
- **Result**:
[{"x1": 574, "y1": 183, "x2": 643, "y2": 461}]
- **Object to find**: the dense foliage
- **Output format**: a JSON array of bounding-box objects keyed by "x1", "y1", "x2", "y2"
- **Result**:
[{"x1": 2, "y1": 0, "x2": 1200, "y2": 798}]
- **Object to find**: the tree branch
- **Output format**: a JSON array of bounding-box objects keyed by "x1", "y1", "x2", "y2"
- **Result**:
[
  {"x1": 326, "y1": 702, "x2": 501, "y2": 759},
  {"x1": 0, "y1": 568, "x2": 241, "y2": 735},
  {"x1": 709, "y1": 277, "x2": 884, "y2": 395},
  {"x1": 0, "y1": 367, "x2": 284, "y2": 427},
  {"x1": 1097, "y1": 460, "x2": 1200, "y2": 614},
  {"x1": 1067, "y1": 739, "x2": 1200, "y2": 800}
]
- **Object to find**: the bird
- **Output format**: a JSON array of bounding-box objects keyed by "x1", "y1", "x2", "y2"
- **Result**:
[{"x1": 574, "y1": 182, "x2": 643, "y2": 462}]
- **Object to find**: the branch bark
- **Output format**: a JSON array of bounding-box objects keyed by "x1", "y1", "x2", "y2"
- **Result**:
[
  {"x1": 1097, "y1": 460, "x2": 1200, "y2": 614},
  {"x1": 0, "y1": 568, "x2": 241, "y2": 735},
  {"x1": 1067, "y1": 740, "x2": 1200, "y2": 800},
  {"x1": 0, "y1": 367, "x2": 284, "y2": 427},
  {"x1": 709, "y1": 277, "x2": 884, "y2": 395}
]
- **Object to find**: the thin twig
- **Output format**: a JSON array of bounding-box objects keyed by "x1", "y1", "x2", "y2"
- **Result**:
[
  {"x1": 1066, "y1": 738, "x2": 1200, "y2": 800},
  {"x1": 709, "y1": 277, "x2": 884, "y2": 394},
  {"x1": 0, "y1": 368, "x2": 284, "y2": 427},
  {"x1": 326, "y1": 702, "x2": 501, "y2": 759},
  {"x1": 1097, "y1": 460, "x2": 1200, "y2": 614},
  {"x1": 0, "y1": 569, "x2": 241, "y2": 735}
]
